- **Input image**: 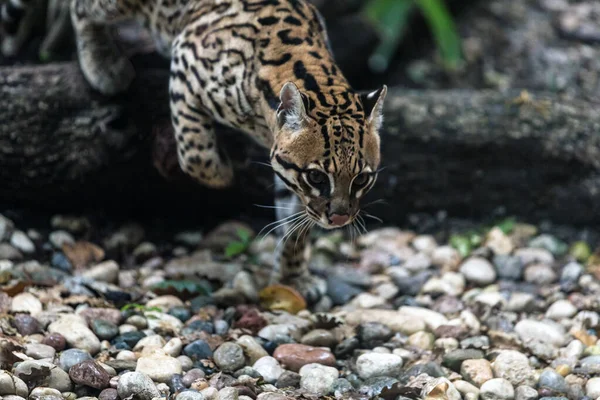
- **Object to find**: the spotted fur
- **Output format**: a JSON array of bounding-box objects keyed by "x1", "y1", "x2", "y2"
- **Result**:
[{"x1": 67, "y1": 0, "x2": 387, "y2": 303}]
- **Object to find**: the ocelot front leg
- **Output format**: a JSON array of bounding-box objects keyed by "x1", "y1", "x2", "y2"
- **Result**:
[
  {"x1": 169, "y1": 39, "x2": 234, "y2": 188},
  {"x1": 273, "y1": 175, "x2": 326, "y2": 305},
  {"x1": 70, "y1": 0, "x2": 135, "y2": 95}
]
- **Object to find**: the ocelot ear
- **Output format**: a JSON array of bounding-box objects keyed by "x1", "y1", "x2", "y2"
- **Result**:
[
  {"x1": 277, "y1": 82, "x2": 308, "y2": 130},
  {"x1": 361, "y1": 85, "x2": 388, "y2": 132}
]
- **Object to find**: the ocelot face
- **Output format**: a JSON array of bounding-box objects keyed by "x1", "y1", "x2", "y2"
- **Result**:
[{"x1": 271, "y1": 82, "x2": 387, "y2": 229}]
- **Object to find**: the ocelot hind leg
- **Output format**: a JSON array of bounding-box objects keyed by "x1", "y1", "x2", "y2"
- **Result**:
[
  {"x1": 70, "y1": 0, "x2": 135, "y2": 95},
  {"x1": 273, "y1": 175, "x2": 326, "y2": 305}
]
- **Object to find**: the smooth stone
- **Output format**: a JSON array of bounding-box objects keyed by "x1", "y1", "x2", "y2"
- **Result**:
[
  {"x1": 69, "y1": 360, "x2": 111, "y2": 390},
  {"x1": 275, "y1": 371, "x2": 301, "y2": 389},
  {"x1": 273, "y1": 343, "x2": 336, "y2": 372},
  {"x1": 524, "y1": 264, "x2": 557, "y2": 284},
  {"x1": 480, "y1": 378, "x2": 515, "y2": 400},
  {"x1": 538, "y1": 369, "x2": 568, "y2": 393},
  {"x1": 586, "y1": 377, "x2": 600, "y2": 398},
  {"x1": 183, "y1": 340, "x2": 213, "y2": 361},
  {"x1": 236, "y1": 335, "x2": 268, "y2": 365},
  {"x1": 407, "y1": 331, "x2": 434, "y2": 350},
  {"x1": 545, "y1": 300, "x2": 577, "y2": 320},
  {"x1": 348, "y1": 309, "x2": 425, "y2": 335},
  {"x1": 493, "y1": 255, "x2": 523, "y2": 280},
  {"x1": 112, "y1": 331, "x2": 146, "y2": 349},
  {"x1": 49, "y1": 230, "x2": 75, "y2": 248},
  {"x1": 13, "y1": 314, "x2": 41, "y2": 335},
  {"x1": 82, "y1": 261, "x2": 119, "y2": 283},
  {"x1": 11, "y1": 292, "x2": 43, "y2": 315},
  {"x1": 515, "y1": 386, "x2": 538, "y2": 400},
  {"x1": 580, "y1": 356, "x2": 600, "y2": 374},
  {"x1": 176, "y1": 391, "x2": 205, "y2": 400},
  {"x1": 79, "y1": 308, "x2": 123, "y2": 326},
  {"x1": 357, "y1": 322, "x2": 393, "y2": 348},
  {"x1": 252, "y1": 356, "x2": 284, "y2": 384},
  {"x1": 133, "y1": 334, "x2": 166, "y2": 351},
  {"x1": 461, "y1": 358, "x2": 494, "y2": 387},
  {"x1": 213, "y1": 342, "x2": 246, "y2": 373},
  {"x1": 397, "y1": 306, "x2": 448, "y2": 331},
  {"x1": 514, "y1": 248, "x2": 554, "y2": 265},
  {"x1": 182, "y1": 369, "x2": 206, "y2": 387},
  {"x1": 146, "y1": 295, "x2": 185, "y2": 311},
  {"x1": 136, "y1": 354, "x2": 182, "y2": 383},
  {"x1": 92, "y1": 319, "x2": 120, "y2": 340},
  {"x1": 0, "y1": 370, "x2": 28, "y2": 397},
  {"x1": 492, "y1": 351, "x2": 536, "y2": 387},
  {"x1": 515, "y1": 320, "x2": 566, "y2": 347},
  {"x1": 355, "y1": 353, "x2": 403, "y2": 379},
  {"x1": 454, "y1": 380, "x2": 480, "y2": 396},
  {"x1": 0, "y1": 213, "x2": 14, "y2": 240},
  {"x1": 560, "y1": 262, "x2": 584, "y2": 283},
  {"x1": 125, "y1": 315, "x2": 148, "y2": 329},
  {"x1": 28, "y1": 387, "x2": 62, "y2": 400},
  {"x1": 48, "y1": 314, "x2": 101, "y2": 354},
  {"x1": 144, "y1": 311, "x2": 183, "y2": 332},
  {"x1": 59, "y1": 349, "x2": 93, "y2": 371},
  {"x1": 47, "y1": 366, "x2": 73, "y2": 392},
  {"x1": 443, "y1": 349, "x2": 485, "y2": 371},
  {"x1": 10, "y1": 231, "x2": 35, "y2": 254},
  {"x1": 299, "y1": 363, "x2": 339, "y2": 395},
  {"x1": 99, "y1": 388, "x2": 119, "y2": 400},
  {"x1": 25, "y1": 343, "x2": 56, "y2": 360},
  {"x1": 460, "y1": 257, "x2": 497, "y2": 285},
  {"x1": 300, "y1": 329, "x2": 337, "y2": 348},
  {"x1": 117, "y1": 371, "x2": 161, "y2": 400},
  {"x1": 164, "y1": 337, "x2": 184, "y2": 357}
]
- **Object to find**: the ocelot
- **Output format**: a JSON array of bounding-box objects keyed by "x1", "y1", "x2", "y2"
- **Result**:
[{"x1": 1, "y1": 0, "x2": 387, "y2": 304}]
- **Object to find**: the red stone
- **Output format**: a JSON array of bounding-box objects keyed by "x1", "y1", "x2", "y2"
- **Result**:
[{"x1": 273, "y1": 343, "x2": 336, "y2": 372}]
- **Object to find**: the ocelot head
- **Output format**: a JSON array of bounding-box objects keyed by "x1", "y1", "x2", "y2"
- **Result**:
[{"x1": 271, "y1": 82, "x2": 387, "y2": 229}]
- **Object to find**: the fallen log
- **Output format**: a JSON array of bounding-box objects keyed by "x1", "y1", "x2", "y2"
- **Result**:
[{"x1": 1, "y1": 59, "x2": 599, "y2": 226}]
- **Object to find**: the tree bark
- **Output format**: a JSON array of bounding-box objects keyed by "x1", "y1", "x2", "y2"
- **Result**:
[{"x1": 1, "y1": 60, "x2": 599, "y2": 226}]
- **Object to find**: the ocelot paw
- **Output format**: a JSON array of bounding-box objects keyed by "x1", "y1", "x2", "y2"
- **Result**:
[
  {"x1": 284, "y1": 274, "x2": 327, "y2": 305},
  {"x1": 79, "y1": 45, "x2": 135, "y2": 96}
]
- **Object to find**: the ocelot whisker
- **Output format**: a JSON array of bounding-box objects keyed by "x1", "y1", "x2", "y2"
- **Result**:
[
  {"x1": 253, "y1": 204, "x2": 295, "y2": 210},
  {"x1": 362, "y1": 212, "x2": 383, "y2": 223},
  {"x1": 257, "y1": 212, "x2": 305, "y2": 239}
]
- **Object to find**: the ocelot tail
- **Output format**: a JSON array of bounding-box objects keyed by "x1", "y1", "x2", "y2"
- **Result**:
[{"x1": 3, "y1": 0, "x2": 387, "y2": 305}]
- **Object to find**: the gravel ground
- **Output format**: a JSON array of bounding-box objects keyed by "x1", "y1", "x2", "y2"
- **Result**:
[{"x1": 0, "y1": 213, "x2": 599, "y2": 400}]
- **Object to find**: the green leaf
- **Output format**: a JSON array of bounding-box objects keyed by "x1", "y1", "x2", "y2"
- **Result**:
[
  {"x1": 362, "y1": 0, "x2": 415, "y2": 73},
  {"x1": 236, "y1": 228, "x2": 252, "y2": 244},
  {"x1": 450, "y1": 234, "x2": 471, "y2": 258},
  {"x1": 225, "y1": 241, "x2": 248, "y2": 258},
  {"x1": 415, "y1": 0, "x2": 462, "y2": 70},
  {"x1": 495, "y1": 217, "x2": 516, "y2": 234}
]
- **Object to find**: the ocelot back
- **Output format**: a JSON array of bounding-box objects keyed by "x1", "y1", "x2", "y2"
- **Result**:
[{"x1": 3, "y1": 0, "x2": 387, "y2": 304}]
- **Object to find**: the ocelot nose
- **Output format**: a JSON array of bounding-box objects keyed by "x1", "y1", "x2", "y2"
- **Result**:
[{"x1": 329, "y1": 213, "x2": 350, "y2": 226}]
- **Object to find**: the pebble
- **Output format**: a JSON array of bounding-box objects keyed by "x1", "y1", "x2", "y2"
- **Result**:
[
  {"x1": 355, "y1": 353, "x2": 403, "y2": 379},
  {"x1": 480, "y1": 378, "x2": 515, "y2": 400},
  {"x1": 357, "y1": 322, "x2": 393, "y2": 348},
  {"x1": 99, "y1": 388, "x2": 119, "y2": 400},
  {"x1": 524, "y1": 263, "x2": 557, "y2": 284},
  {"x1": 136, "y1": 354, "x2": 182, "y2": 383},
  {"x1": 117, "y1": 371, "x2": 161, "y2": 400},
  {"x1": 25, "y1": 343, "x2": 56, "y2": 360},
  {"x1": 253, "y1": 356, "x2": 284, "y2": 383},
  {"x1": 344, "y1": 309, "x2": 426, "y2": 334},
  {"x1": 237, "y1": 335, "x2": 268, "y2": 364},
  {"x1": 176, "y1": 392, "x2": 205, "y2": 400},
  {"x1": 182, "y1": 369, "x2": 205, "y2": 387},
  {"x1": 299, "y1": 363, "x2": 339, "y2": 395},
  {"x1": 460, "y1": 257, "x2": 497, "y2": 285},
  {"x1": 29, "y1": 387, "x2": 62, "y2": 400},
  {"x1": 492, "y1": 351, "x2": 536, "y2": 387},
  {"x1": 545, "y1": 299, "x2": 577, "y2": 320},
  {"x1": 47, "y1": 366, "x2": 72, "y2": 392},
  {"x1": 514, "y1": 320, "x2": 566, "y2": 347},
  {"x1": 183, "y1": 340, "x2": 213, "y2": 361},
  {"x1": 273, "y1": 343, "x2": 336, "y2": 372},
  {"x1": 0, "y1": 370, "x2": 28, "y2": 397},
  {"x1": 275, "y1": 371, "x2": 301, "y2": 389},
  {"x1": 538, "y1": 369, "x2": 568, "y2": 394},
  {"x1": 213, "y1": 342, "x2": 246, "y2": 373},
  {"x1": 515, "y1": 386, "x2": 538, "y2": 400},
  {"x1": 407, "y1": 331, "x2": 434, "y2": 350},
  {"x1": 10, "y1": 230, "x2": 35, "y2": 253},
  {"x1": 92, "y1": 319, "x2": 120, "y2": 340},
  {"x1": 586, "y1": 377, "x2": 600, "y2": 398},
  {"x1": 48, "y1": 314, "x2": 101, "y2": 354},
  {"x1": 461, "y1": 358, "x2": 494, "y2": 387},
  {"x1": 10, "y1": 292, "x2": 43, "y2": 315},
  {"x1": 422, "y1": 377, "x2": 461, "y2": 400},
  {"x1": 397, "y1": 306, "x2": 448, "y2": 330},
  {"x1": 69, "y1": 360, "x2": 111, "y2": 389},
  {"x1": 59, "y1": 349, "x2": 93, "y2": 371},
  {"x1": 13, "y1": 314, "x2": 41, "y2": 335}
]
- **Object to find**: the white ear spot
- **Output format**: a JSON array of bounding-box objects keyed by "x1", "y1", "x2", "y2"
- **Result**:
[{"x1": 277, "y1": 82, "x2": 307, "y2": 131}]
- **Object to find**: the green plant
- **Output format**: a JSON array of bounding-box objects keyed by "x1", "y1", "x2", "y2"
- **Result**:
[
  {"x1": 224, "y1": 227, "x2": 253, "y2": 258},
  {"x1": 120, "y1": 303, "x2": 162, "y2": 313},
  {"x1": 151, "y1": 279, "x2": 212, "y2": 295},
  {"x1": 362, "y1": 0, "x2": 462, "y2": 73}
]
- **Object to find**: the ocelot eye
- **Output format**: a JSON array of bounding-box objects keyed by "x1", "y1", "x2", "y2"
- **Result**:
[
  {"x1": 353, "y1": 173, "x2": 369, "y2": 187},
  {"x1": 307, "y1": 170, "x2": 328, "y2": 186}
]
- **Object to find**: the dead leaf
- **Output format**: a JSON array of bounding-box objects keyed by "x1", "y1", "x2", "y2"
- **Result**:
[
  {"x1": 259, "y1": 284, "x2": 306, "y2": 314},
  {"x1": 1, "y1": 280, "x2": 30, "y2": 297},
  {"x1": 62, "y1": 241, "x2": 105, "y2": 269},
  {"x1": 0, "y1": 335, "x2": 25, "y2": 369}
]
